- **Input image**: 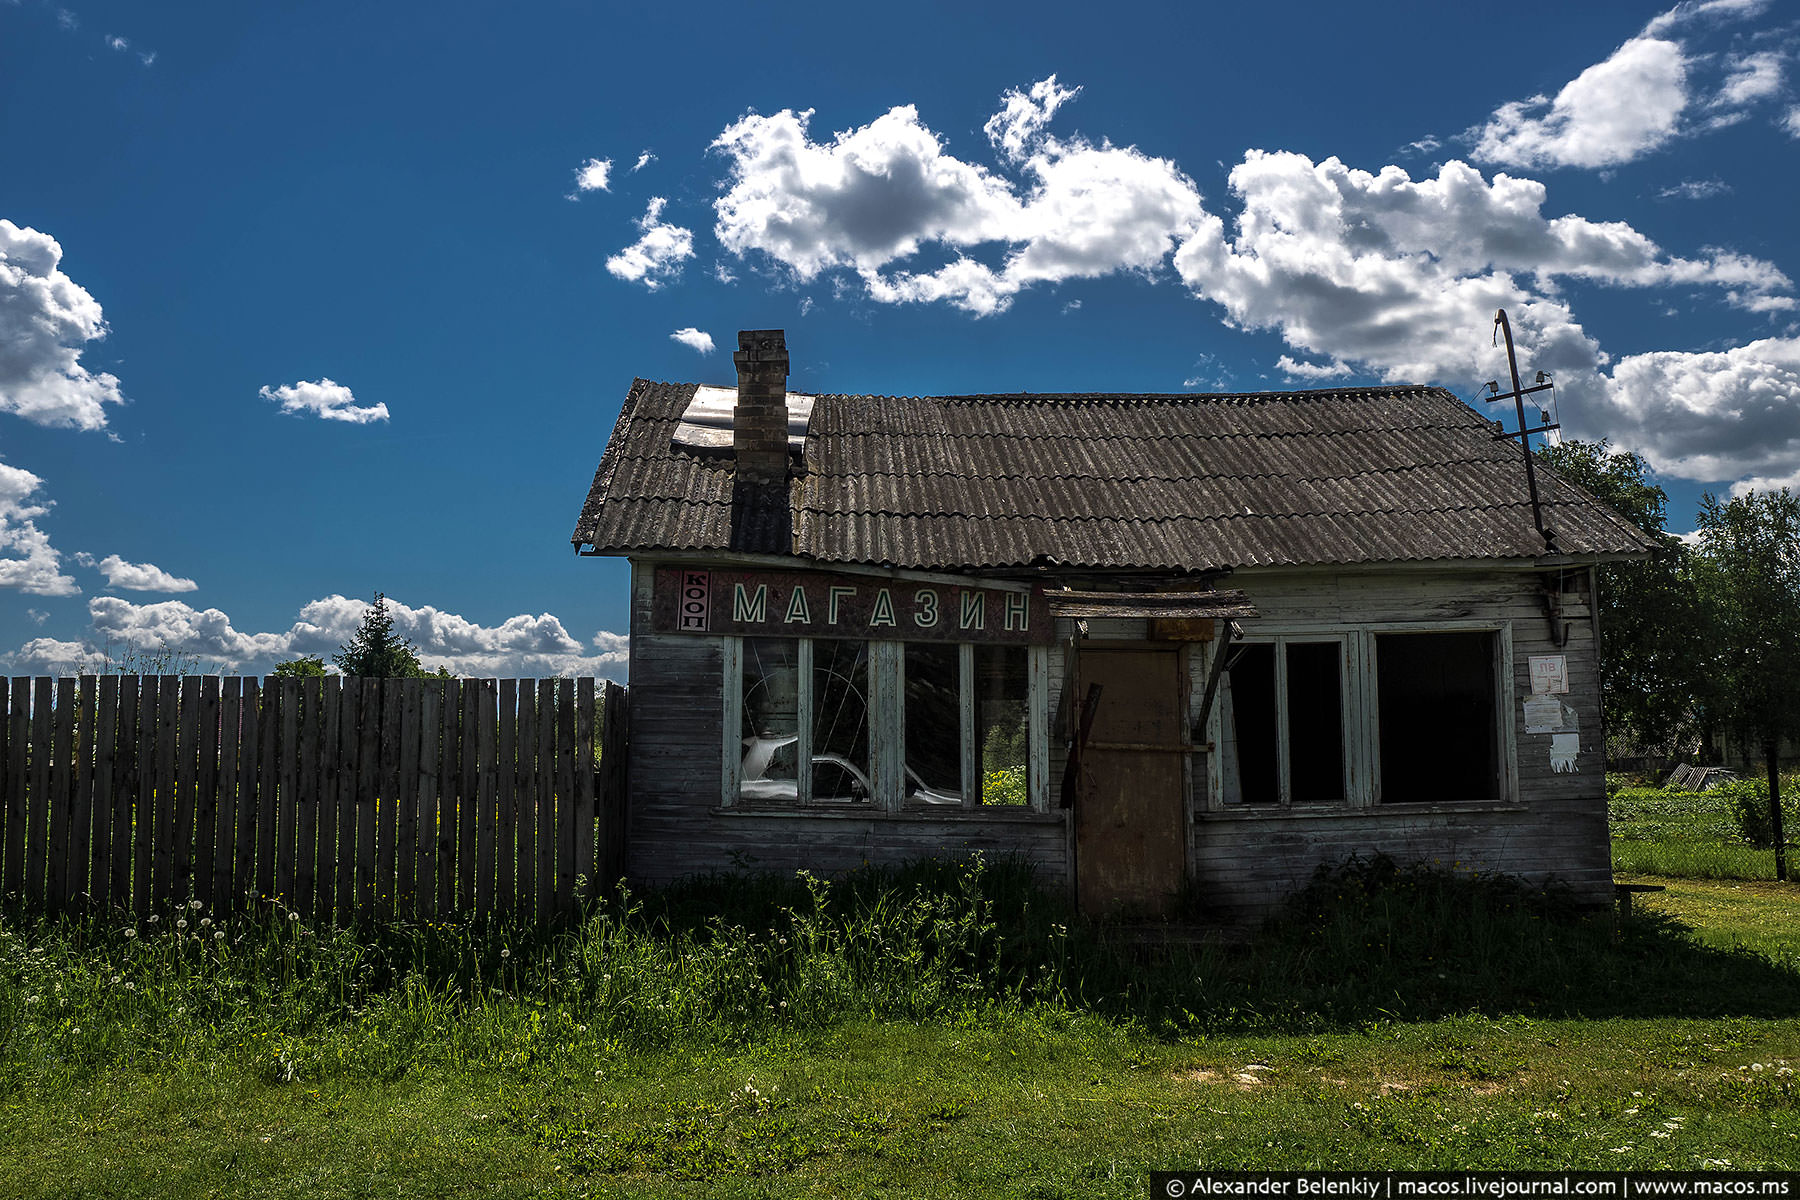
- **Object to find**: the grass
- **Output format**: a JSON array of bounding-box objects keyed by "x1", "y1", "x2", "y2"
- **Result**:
[
  {"x1": 1609, "y1": 776, "x2": 1797, "y2": 880},
  {"x1": 2, "y1": 858, "x2": 1797, "y2": 1195}
]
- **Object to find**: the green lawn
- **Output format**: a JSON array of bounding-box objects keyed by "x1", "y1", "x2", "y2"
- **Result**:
[
  {"x1": 1610, "y1": 779, "x2": 1795, "y2": 880},
  {"x1": 2, "y1": 860, "x2": 1797, "y2": 1196}
]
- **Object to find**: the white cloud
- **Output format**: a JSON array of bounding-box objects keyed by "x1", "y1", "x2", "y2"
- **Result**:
[
  {"x1": 1643, "y1": 0, "x2": 1769, "y2": 36},
  {"x1": 7, "y1": 638, "x2": 94, "y2": 675},
  {"x1": 1277, "y1": 356, "x2": 1353, "y2": 380},
  {"x1": 1783, "y1": 106, "x2": 1800, "y2": 137},
  {"x1": 26, "y1": 609, "x2": 47, "y2": 625},
  {"x1": 605, "y1": 198, "x2": 695, "y2": 289},
  {"x1": 1593, "y1": 337, "x2": 1800, "y2": 491},
  {"x1": 983, "y1": 75, "x2": 1080, "y2": 162},
  {"x1": 105, "y1": 34, "x2": 128, "y2": 51},
  {"x1": 632, "y1": 151, "x2": 654, "y2": 173},
  {"x1": 0, "y1": 220, "x2": 124, "y2": 430},
  {"x1": 1657, "y1": 178, "x2": 1732, "y2": 200},
  {"x1": 670, "y1": 327, "x2": 714, "y2": 354},
  {"x1": 259, "y1": 378, "x2": 389, "y2": 424},
  {"x1": 1166, "y1": 149, "x2": 1800, "y2": 491},
  {"x1": 74, "y1": 551, "x2": 197, "y2": 592},
  {"x1": 59, "y1": 593, "x2": 633, "y2": 680},
  {"x1": 573, "y1": 156, "x2": 612, "y2": 194},
  {"x1": 35, "y1": 593, "x2": 631, "y2": 678},
  {"x1": 711, "y1": 86, "x2": 1204, "y2": 315},
  {"x1": 0, "y1": 459, "x2": 78, "y2": 596},
  {"x1": 1714, "y1": 50, "x2": 1785, "y2": 107},
  {"x1": 1472, "y1": 36, "x2": 1689, "y2": 169}
]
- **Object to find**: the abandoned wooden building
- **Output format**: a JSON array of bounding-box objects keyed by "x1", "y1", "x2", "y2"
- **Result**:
[{"x1": 570, "y1": 329, "x2": 1658, "y2": 919}]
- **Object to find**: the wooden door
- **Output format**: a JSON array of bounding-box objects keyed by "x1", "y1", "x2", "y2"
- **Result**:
[{"x1": 1075, "y1": 645, "x2": 1187, "y2": 913}]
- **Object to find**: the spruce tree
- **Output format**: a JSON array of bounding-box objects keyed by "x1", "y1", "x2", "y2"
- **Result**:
[{"x1": 332, "y1": 592, "x2": 426, "y2": 677}]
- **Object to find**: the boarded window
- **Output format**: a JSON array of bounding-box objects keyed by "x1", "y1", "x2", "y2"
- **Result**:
[{"x1": 1377, "y1": 631, "x2": 1500, "y2": 804}]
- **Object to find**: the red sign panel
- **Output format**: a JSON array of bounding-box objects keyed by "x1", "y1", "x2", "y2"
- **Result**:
[{"x1": 652, "y1": 566, "x2": 1051, "y2": 645}]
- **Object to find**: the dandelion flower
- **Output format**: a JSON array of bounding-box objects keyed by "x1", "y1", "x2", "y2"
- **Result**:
[
  {"x1": 189, "y1": 900, "x2": 202, "y2": 911},
  {"x1": 214, "y1": 931, "x2": 224, "y2": 942},
  {"x1": 123, "y1": 929, "x2": 136, "y2": 939},
  {"x1": 500, "y1": 949, "x2": 511, "y2": 959},
  {"x1": 176, "y1": 918, "x2": 188, "y2": 930}
]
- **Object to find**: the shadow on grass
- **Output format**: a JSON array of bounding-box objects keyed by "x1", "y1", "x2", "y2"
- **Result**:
[{"x1": 597, "y1": 854, "x2": 1800, "y2": 1034}]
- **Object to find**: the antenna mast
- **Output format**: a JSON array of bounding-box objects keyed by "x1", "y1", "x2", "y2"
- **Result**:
[{"x1": 1489, "y1": 309, "x2": 1561, "y2": 554}]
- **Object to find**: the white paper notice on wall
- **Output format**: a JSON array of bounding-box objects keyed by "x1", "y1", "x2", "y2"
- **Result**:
[
  {"x1": 1523, "y1": 695, "x2": 1572, "y2": 733},
  {"x1": 1529, "y1": 655, "x2": 1569, "y2": 695},
  {"x1": 1550, "y1": 733, "x2": 1580, "y2": 772}
]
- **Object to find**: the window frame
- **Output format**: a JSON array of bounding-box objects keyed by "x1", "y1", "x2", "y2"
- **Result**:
[
  {"x1": 1203, "y1": 621, "x2": 1516, "y2": 812},
  {"x1": 723, "y1": 636, "x2": 1050, "y2": 813},
  {"x1": 1213, "y1": 632, "x2": 1357, "y2": 810}
]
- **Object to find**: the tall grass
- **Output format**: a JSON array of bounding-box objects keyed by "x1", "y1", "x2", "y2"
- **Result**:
[{"x1": 5, "y1": 854, "x2": 1795, "y2": 1095}]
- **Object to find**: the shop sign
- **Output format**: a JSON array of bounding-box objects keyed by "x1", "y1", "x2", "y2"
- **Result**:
[{"x1": 652, "y1": 566, "x2": 1050, "y2": 644}]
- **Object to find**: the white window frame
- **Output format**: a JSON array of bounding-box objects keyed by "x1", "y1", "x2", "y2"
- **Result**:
[
  {"x1": 1205, "y1": 621, "x2": 1515, "y2": 811},
  {"x1": 725, "y1": 636, "x2": 1050, "y2": 813}
]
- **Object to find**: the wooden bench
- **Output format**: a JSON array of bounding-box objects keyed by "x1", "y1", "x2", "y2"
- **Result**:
[{"x1": 1615, "y1": 882, "x2": 1666, "y2": 918}]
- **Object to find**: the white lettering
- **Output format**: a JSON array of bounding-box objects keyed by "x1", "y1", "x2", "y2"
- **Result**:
[
  {"x1": 732, "y1": 583, "x2": 768, "y2": 623},
  {"x1": 959, "y1": 591, "x2": 985, "y2": 631},
  {"x1": 783, "y1": 586, "x2": 811, "y2": 624},
  {"x1": 828, "y1": 585, "x2": 857, "y2": 625},
  {"x1": 913, "y1": 588, "x2": 939, "y2": 628},
  {"x1": 1004, "y1": 592, "x2": 1029, "y2": 632},
  {"x1": 869, "y1": 588, "x2": 897, "y2": 627}
]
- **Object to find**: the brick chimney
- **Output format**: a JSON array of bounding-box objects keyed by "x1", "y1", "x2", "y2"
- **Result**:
[{"x1": 732, "y1": 329, "x2": 789, "y2": 485}]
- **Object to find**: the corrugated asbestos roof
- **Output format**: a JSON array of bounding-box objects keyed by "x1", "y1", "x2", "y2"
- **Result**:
[{"x1": 571, "y1": 379, "x2": 1660, "y2": 572}]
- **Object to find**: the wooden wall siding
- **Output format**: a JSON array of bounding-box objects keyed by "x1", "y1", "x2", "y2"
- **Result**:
[
  {"x1": 1182, "y1": 567, "x2": 1611, "y2": 920},
  {"x1": 0, "y1": 675, "x2": 625, "y2": 924},
  {"x1": 626, "y1": 560, "x2": 1072, "y2": 886}
]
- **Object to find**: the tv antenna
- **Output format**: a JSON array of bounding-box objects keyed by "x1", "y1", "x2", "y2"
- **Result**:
[{"x1": 1484, "y1": 309, "x2": 1561, "y2": 553}]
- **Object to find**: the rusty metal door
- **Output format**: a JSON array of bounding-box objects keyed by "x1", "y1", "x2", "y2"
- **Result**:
[{"x1": 1075, "y1": 645, "x2": 1187, "y2": 913}]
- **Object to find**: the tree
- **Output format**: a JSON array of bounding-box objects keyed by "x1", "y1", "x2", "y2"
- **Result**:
[
  {"x1": 269, "y1": 654, "x2": 328, "y2": 678},
  {"x1": 1692, "y1": 488, "x2": 1800, "y2": 881},
  {"x1": 1537, "y1": 441, "x2": 1705, "y2": 759},
  {"x1": 332, "y1": 592, "x2": 428, "y2": 677}
]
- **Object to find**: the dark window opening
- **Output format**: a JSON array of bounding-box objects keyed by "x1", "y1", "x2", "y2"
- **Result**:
[
  {"x1": 1229, "y1": 643, "x2": 1278, "y2": 805},
  {"x1": 904, "y1": 643, "x2": 963, "y2": 804},
  {"x1": 1286, "y1": 641, "x2": 1345, "y2": 803},
  {"x1": 1377, "y1": 631, "x2": 1500, "y2": 804},
  {"x1": 740, "y1": 638, "x2": 800, "y2": 802}
]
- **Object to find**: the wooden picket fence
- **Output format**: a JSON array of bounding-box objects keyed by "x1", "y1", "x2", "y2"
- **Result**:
[{"x1": 0, "y1": 675, "x2": 629, "y2": 924}]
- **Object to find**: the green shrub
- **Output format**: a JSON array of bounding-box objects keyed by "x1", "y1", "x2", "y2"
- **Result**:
[{"x1": 1713, "y1": 778, "x2": 1797, "y2": 849}]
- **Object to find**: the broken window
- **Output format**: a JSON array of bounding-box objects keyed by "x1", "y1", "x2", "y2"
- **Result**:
[
  {"x1": 1219, "y1": 638, "x2": 1346, "y2": 806},
  {"x1": 904, "y1": 642, "x2": 963, "y2": 804},
  {"x1": 811, "y1": 640, "x2": 871, "y2": 804},
  {"x1": 739, "y1": 637, "x2": 801, "y2": 803},
  {"x1": 1376, "y1": 631, "x2": 1500, "y2": 804},
  {"x1": 975, "y1": 645, "x2": 1029, "y2": 806}
]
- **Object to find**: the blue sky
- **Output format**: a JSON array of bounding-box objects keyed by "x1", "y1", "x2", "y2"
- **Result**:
[{"x1": 3, "y1": 0, "x2": 1797, "y2": 679}]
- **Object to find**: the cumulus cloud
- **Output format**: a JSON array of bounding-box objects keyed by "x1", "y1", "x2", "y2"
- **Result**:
[
  {"x1": 1472, "y1": 36, "x2": 1689, "y2": 169},
  {"x1": 605, "y1": 198, "x2": 694, "y2": 289},
  {"x1": 22, "y1": 593, "x2": 632, "y2": 678},
  {"x1": 983, "y1": 75, "x2": 1080, "y2": 162},
  {"x1": 1592, "y1": 337, "x2": 1800, "y2": 493},
  {"x1": 712, "y1": 85, "x2": 1204, "y2": 315},
  {"x1": 670, "y1": 327, "x2": 714, "y2": 354},
  {"x1": 1166, "y1": 149, "x2": 1800, "y2": 491},
  {"x1": 0, "y1": 459, "x2": 78, "y2": 596},
  {"x1": 74, "y1": 552, "x2": 197, "y2": 592},
  {"x1": 8, "y1": 638, "x2": 94, "y2": 675},
  {"x1": 1471, "y1": 2, "x2": 1785, "y2": 169},
  {"x1": 0, "y1": 220, "x2": 124, "y2": 430},
  {"x1": 1277, "y1": 356, "x2": 1354, "y2": 381},
  {"x1": 572, "y1": 156, "x2": 612, "y2": 195},
  {"x1": 259, "y1": 378, "x2": 390, "y2": 424},
  {"x1": 1783, "y1": 106, "x2": 1800, "y2": 137},
  {"x1": 631, "y1": 151, "x2": 654, "y2": 172}
]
